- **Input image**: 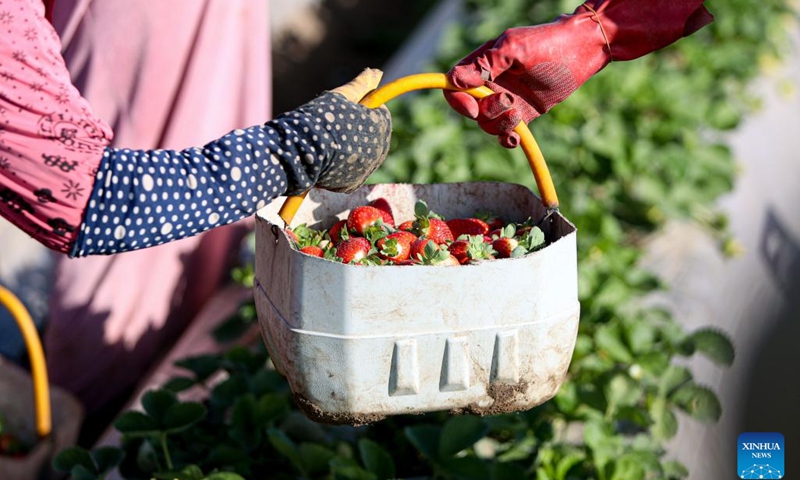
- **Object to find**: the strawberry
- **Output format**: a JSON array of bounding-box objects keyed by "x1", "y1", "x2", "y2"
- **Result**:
[
  {"x1": 394, "y1": 260, "x2": 416, "y2": 266},
  {"x1": 398, "y1": 220, "x2": 415, "y2": 233},
  {"x1": 467, "y1": 235, "x2": 496, "y2": 263},
  {"x1": 376, "y1": 231, "x2": 416, "y2": 263},
  {"x1": 448, "y1": 240, "x2": 470, "y2": 264},
  {"x1": 475, "y1": 210, "x2": 505, "y2": 231},
  {"x1": 446, "y1": 218, "x2": 489, "y2": 239},
  {"x1": 410, "y1": 237, "x2": 435, "y2": 261},
  {"x1": 425, "y1": 218, "x2": 454, "y2": 244},
  {"x1": 368, "y1": 197, "x2": 395, "y2": 227},
  {"x1": 492, "y1": 224, "x2": 522, "y2": 258},
  {"x1": 328, "y1": 219, "x2": 349, "y2": 244},
  {"x1": 392, "y1": 230, "x2": 418, "y2": 244},
  {"x1": 450, "y1": 235, "x2": 496, "y2": 264},
  {"x1": 299, "y1": 245, "x2": 324, "y2": 257},
  {"x1": 347, "y1": 206, "x2": 384, "y2": 236},
  {"x1": 492, "y1": 237, "x2": 519, "y2": 259},
  {"x1": 414, "y1": 240, "x2": 460, "y2": 266},
  {"x1": 439, "y1": 255, "x2": 461, "y2": 266},
  {"x1": 336, "y1": 237, "x2": 372, "y2": 264},
  {"x1": 409, "y1": 200, "x2": 453, "y2": 244},
  {"x1": 284, "y1": 228, "x2": 299, "y2": 244}
]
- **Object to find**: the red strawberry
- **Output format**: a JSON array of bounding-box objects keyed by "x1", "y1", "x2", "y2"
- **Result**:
[
  {"x1": 347, "y1": 206, "x2": 384, "y2": 236},
  {"x1": 392, "y1": 230, "x2": 418, "y2": 244},
  {"x1": 328, "y1": 219, "x2": 348, "y2": 244},
  {"x1": 492, "y1": 237, "x2": 520, "y2": 259},
  {"x1": 446, "y1": 218, "x2": 489, "y2": 239},
  {"x1": 376, "y1": 231, "x2": 415, "y2": 263},
  {"x1": 450, "y1": 236, "x2": 496, "y2": 264},
  {"x1": 398, "y1": 220, "x2": 415, "y2": 233},
  {"x1": 412, "y1": 239, "x2": 460, "y2": 266},
  {"x1": 336, "y1": 237, "x2": 372, "y2": 264},
  {"x1": 394, "y1": 260, "x2": 416, "y2": 266},
  {"x1": 516, "y1": 225, "x2": 532, "y2": 237},
  {"x1": 475, "y1": 211, "x2": 505, "y2": 231},
  {"x1": 439, "y1": 255, "x2": 461, "y2": 266},
  {"x1": 448, "y1": 240, "x2": 470, "y2": 265},
  {"x1": 368, "y1": 198, "x2": 395, "y2": 227},
  {"x1": 492, "y1": 224, "x2": 522, "y2": 258},
  {"x1": 284, "y1": 228, "x2": 299, "y2": 244},
  {"x1": 409, "y1": 200, "x2": 454, "y2": 244},
  {"x1": 410, "y1": 238, "x2": 435, "y2": 261},
  {"x1": 426, "y1": 218, "x2": 454, "y2": 244},
  {"x1": 299, "y1": 245, "x2": 324, "y2": 257}
]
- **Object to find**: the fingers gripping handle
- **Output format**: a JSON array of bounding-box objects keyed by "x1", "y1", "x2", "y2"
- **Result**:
[{"x1": 277, "y1": 73, "x2": 559, "y2": 225}]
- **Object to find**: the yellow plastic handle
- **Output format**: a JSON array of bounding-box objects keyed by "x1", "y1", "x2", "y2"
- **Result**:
[
  {"x1": 0, "y1": 285, "x2": 51, "y2": 438},
  {"x1": 277, "y1": 72, "x2": 559, "y2": 225}
]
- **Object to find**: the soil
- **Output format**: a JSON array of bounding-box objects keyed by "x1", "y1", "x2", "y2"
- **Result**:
[
  {"x1": 292, "y1": 392, "x2": 387, "y2": 426},
  {"x1": 271, "y1": 0, "x2": 438, "y2": 113}
]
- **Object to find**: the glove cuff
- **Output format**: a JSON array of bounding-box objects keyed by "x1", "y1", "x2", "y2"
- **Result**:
[{"x1": 573, "y1": 0, "x2": 713, "y2": 62}]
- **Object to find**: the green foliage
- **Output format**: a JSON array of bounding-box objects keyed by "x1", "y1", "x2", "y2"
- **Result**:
[
  {"x1": 56, "y1": 0, "x2": 794, "y2": 479},
  {"x1": 53, "y1": 446, "x2": 124, "y2": 480}
]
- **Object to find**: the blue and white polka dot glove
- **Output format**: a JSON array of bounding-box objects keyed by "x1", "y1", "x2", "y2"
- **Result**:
[{"x1": 69, "y1": 70, "x2": 392, "y2": 257}]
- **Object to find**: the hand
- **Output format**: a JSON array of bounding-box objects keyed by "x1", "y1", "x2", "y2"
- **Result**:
[
  {"x1": 313, "y1": 68, "x2": 392, "y2": 193},
  {"x1": 444, "y1": 0, "x2": 713, "y2": 148}
]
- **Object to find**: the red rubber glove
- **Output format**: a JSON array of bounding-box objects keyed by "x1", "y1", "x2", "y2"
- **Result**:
[{"x1": 445, "y1": 0, "x2": 714, "y2": 148}]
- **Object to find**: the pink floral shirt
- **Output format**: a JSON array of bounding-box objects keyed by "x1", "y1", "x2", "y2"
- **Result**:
[{"x1": 0, "y1": 0, "x2": 112, "y2": 253}]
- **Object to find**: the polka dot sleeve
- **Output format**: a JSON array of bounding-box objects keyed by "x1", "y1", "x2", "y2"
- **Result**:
[{"x1": 68, "y1": 92, "x2": 391, "y2": 257}]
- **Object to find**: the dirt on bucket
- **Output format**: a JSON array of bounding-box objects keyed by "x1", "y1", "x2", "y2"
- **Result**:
[{"x1": 292, "y1": 392, "x2": 387, "y2": 426}]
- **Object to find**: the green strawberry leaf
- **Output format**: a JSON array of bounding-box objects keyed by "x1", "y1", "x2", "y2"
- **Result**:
[
  {"x1": 163, "y1": 402, "x2": 207, "y2": 433},
  {"x1": 404, "y1": 425, "x2": 441, "y2": 462},
  {"x1": 71, "y1": 465, "x2": 100, "y2": 480},
  {"x1": 298, "y1": 443, "x2": 336, "y2": 475},
  {"x1": 658, "y1": 365, "x2": 692, "y2": 398},
  {"x1": 439, "y1": 416, "x2": 489, "y2": 458},
  {"x1": 174, "y1": 354, "x2": 221, "y2": 382},
  {"x1": 650, "y1": 398, "x2": 679, "y2": 440},
  {"x1": 267, "y1": 428, "x2": 306, "y2": 476},
  {"x1": 359, "y1": 438, "x2": 396, "y2": 479},
  {"x1": 53, "y1": 446, "x2": 96, "y2": 474},
  {"x1": 414, "y1": 200, "x2": 429, "y2": 218},
  {"x1": 162, "y1": 376, "x2": 196, "y2": 393},
  {"x1": 113, "y1": 411, "x2": 160, "y2": 436},
  {"x1": 142, "y1": 389, "x2": 177, "y2": 425},
  {"x1": 202, "y1": 473, "x2": 247, "y2": 480},
  {"x1": 689, "y1": 328, "x2": 735, "y2": 366},
  {"x1": 91, "y1": 446, "x2": 125, "y2": 474},
  {"x1": 670, "y1": 382, "x2": 722, "y2": 423}
]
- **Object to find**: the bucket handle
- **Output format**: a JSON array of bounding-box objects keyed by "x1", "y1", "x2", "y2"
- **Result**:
[
  {"x1": 0, "y1": 285, "x2": 51, "y2": 438},
  {"x1": 278, "y1": 73, "x2": 559, "y2": 226}
]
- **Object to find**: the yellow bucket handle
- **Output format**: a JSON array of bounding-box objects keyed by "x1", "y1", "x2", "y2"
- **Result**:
[
  {"x1": 0, "y1": 285, "x2": 51, "y2": 438},
  {"x1": 278, "y1": 72, "x2": 559, "y2": 225}
]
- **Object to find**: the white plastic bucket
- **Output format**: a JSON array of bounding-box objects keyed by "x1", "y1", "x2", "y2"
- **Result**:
[{"x1": 254, "y1": 181, "x2": 578, "y2": 424}]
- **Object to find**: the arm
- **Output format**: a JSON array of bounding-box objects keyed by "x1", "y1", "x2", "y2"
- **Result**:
[
  {"x1": 0, "y1": 0, "x2": 390, "y2": 257},
  {"x1": 72, "y1": 89, "x2": 390, "y2": 256},
  {"x1": 444, "y1": 0, "x2": 713, "y2": 147}
]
